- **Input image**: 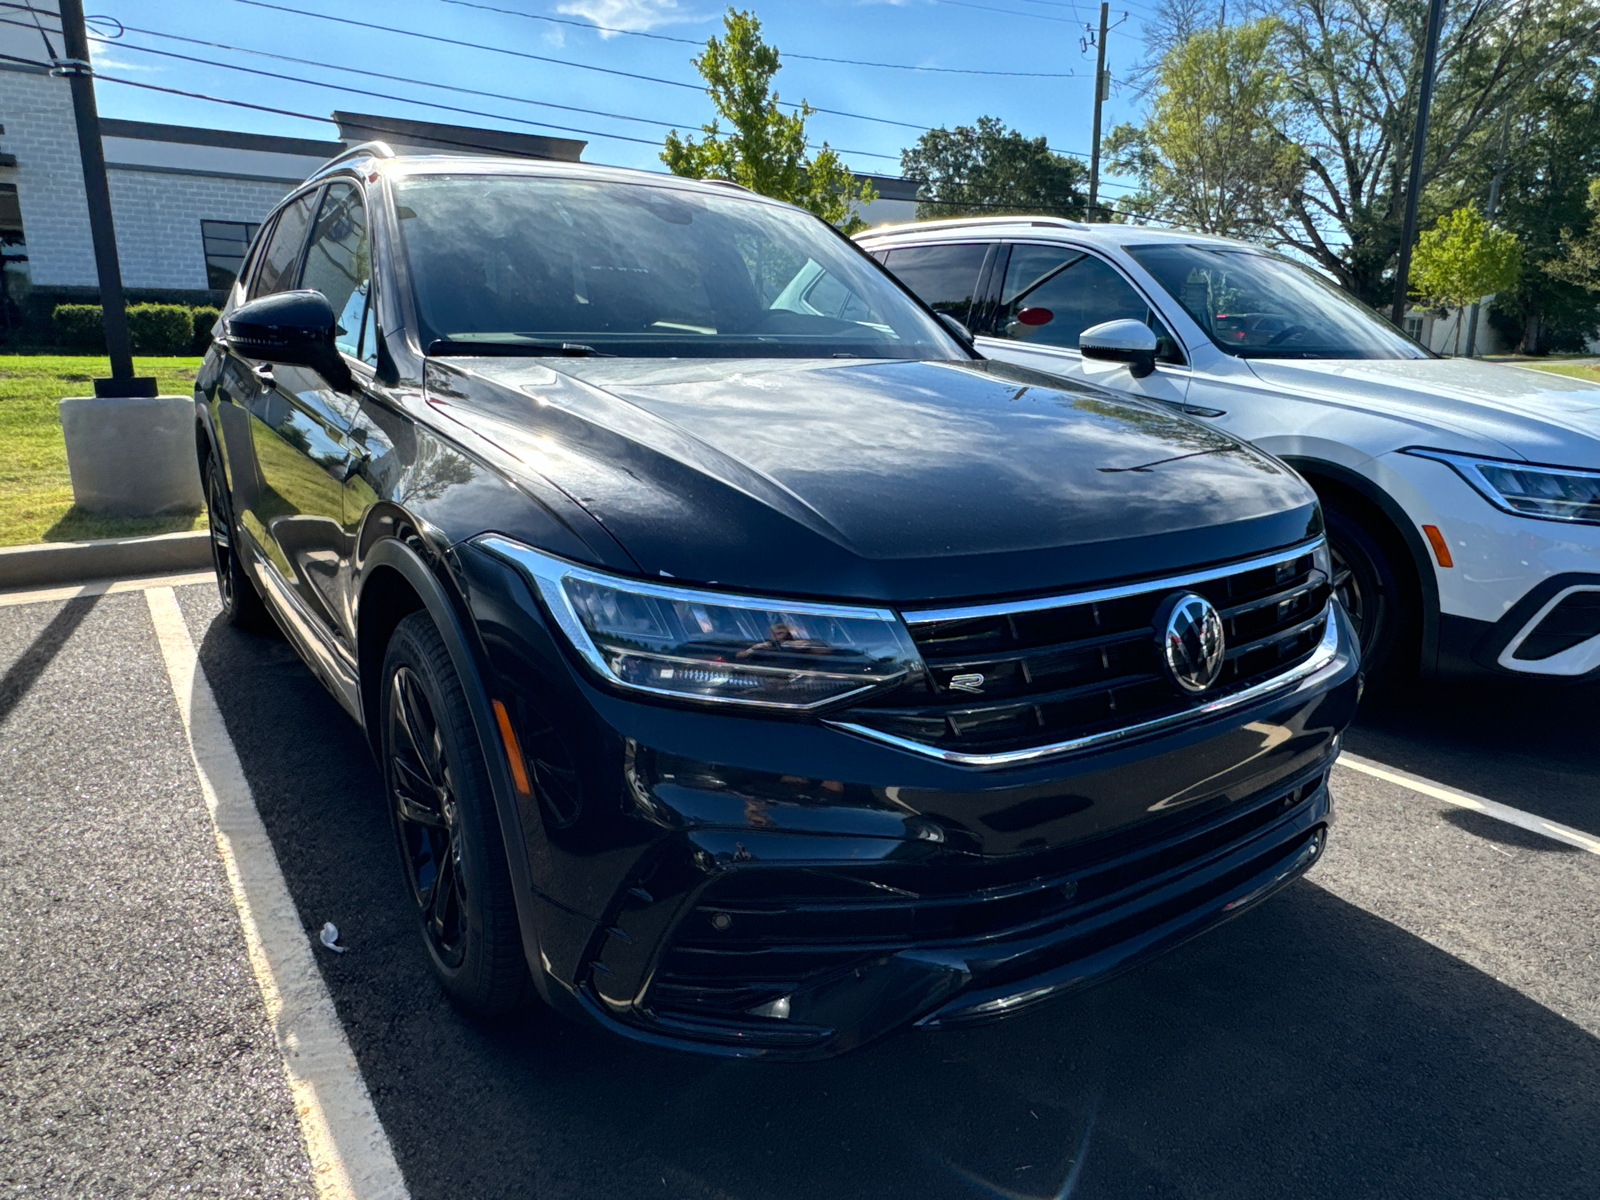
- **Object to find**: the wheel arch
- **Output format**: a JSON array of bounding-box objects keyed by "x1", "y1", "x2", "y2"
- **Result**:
[
  {"x1": 1282, "y1": 456, "x2": 1441, "y2": 674},
  {"x1": 355, "y1": 536, "x2": 547, "y2": 989}
]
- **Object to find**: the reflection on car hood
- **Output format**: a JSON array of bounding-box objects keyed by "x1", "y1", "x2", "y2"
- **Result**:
[
  {"x1": 430, "y1": 356, "x2": 1318, "y2": 602},
  {"x1": 1245, "y1": 357, "x2": 1600, "y2": 466}
]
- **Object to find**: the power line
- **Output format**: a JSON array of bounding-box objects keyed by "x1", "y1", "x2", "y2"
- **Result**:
[
  {"x1": 85, "y1": 32, "x2": 667, "y2": 146},
  {"x1": 934, "y1": 0, "x2": 1083, "y2": 23},
  {"x1": 431, "y1": 0, "x2": 1082, "y2": 77},
  {"x1": 213, "y1": 0, "x2": 987, "y2": 140},
  {"x1": 74, "y1": 26, "x2": 906, "y2": 163},
  {"x1": 88, "y1": 21, "x2": 699, "y2": 133}
]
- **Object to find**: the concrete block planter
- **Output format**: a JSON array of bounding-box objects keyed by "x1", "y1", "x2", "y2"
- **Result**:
[{"x1": 59, "y1": 394, "x2": 204, "y2": 516}]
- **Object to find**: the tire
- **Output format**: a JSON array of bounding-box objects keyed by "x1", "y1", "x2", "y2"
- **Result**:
[
  {"x1": 1325, "y1": 502, "x2": 1415, "y2": 681},
  {"x1": 381, "y1": 611, "x2": 529, "y2": 1017},
  {"x1": 203, "y1": 454, "x2": 274, "y2": 633}
]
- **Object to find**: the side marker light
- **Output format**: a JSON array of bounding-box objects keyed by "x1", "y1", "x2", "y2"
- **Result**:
[
  {"x1": 491, "y1": 699, "x2": 532, "y2": 797},
  {"x1": 1421, "y1": 524, "x2": 1453, "y2": 568}
]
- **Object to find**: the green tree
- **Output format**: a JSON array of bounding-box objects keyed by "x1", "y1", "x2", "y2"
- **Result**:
[
  {"x1": 1409, "y1": 203, "x2": 1522, "y2": 354},
  {"x1": 1108, "y1": 18, "x2": 1301, "y2": 236},
  {"x1": 1545, "y1": 178, "x2": 1600, "y2": 294},
  {"x1": 1470, "y1": 65, "x2": 1600, "y2": 353},
  {"x1": 899, "y1": 117, "x2": 1087, "y2": 220},
  {"x1": 1265, "y1": 0, "x2": 1598, "y2": 307},
  {"x1": 662, "y1": 9, "x2": 875, "y2": 233}
]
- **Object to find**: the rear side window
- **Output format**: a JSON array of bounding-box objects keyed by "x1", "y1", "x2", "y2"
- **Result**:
[
  {"x1": 300, "y1": 182, "x2": 370, "y2": 359},
  {"x1": 998, "y1": 244, "x2": 1183, "y2": 364},
  {"x1": 880, "y1": 243, "x2": 989, "y2": 325},
  {"x1": 249, "y1": 190, "x2": 319, "y2": 299}
]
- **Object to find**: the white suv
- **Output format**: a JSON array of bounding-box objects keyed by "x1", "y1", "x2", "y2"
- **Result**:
[{"x1": 858, "y1": 217, "x2": 1600, "y2": 682}]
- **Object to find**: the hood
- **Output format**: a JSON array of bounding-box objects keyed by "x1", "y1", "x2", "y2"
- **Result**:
[
  {"x1": 429, "y1": 356, "x2": 1318, "y2": 603},
  {"x1": 1245, "y1": 357, "x2": 1600, "y2": 466}
]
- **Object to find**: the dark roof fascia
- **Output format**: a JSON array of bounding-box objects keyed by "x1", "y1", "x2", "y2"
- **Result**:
[
  {"x1": 98, "y1": 118, "x2": 343, "y2": 157},
  {"x1": 331, "y1": 109, "x2": 584, "y2": 162}
]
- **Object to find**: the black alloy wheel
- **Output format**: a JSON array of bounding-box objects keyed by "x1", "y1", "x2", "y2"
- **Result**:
[
  {"x1": 381, "y1": 611, "x2": 529, "y2": 1015},
  {"x1": 204, "y1": 456, "x2": 272, "y2": 632},
  {"x1": 1324, "y1": 502, "x2": 1412, "y2": 680}
]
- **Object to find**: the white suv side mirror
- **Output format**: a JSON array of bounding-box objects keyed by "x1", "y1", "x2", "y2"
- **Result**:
[{"x1": 1080, "y1": 319, "x2": 1158, "y2": 379}]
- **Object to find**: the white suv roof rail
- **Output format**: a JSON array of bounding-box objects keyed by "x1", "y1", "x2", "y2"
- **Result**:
[{"x1": 858, "y1": 214, "x2": 1094, "y2": 237}]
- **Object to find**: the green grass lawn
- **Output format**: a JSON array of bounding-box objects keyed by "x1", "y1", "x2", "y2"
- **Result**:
[
  {"x1": 0, "y1": 355, "x2": 207, "y2": 547},
  {"x1": 1512, "y1": 360, "x2": 1600, "y2": 385}
]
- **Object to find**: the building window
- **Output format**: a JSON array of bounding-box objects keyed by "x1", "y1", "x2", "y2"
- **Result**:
[
  {"x1": 1403, "y1": 315, "x2": 1425, "y2": 341},
  {"x1": 0, "y1": 183, "x2": 29, "y2": 338},
  {"x1": 201, "y1": 219, "x2": 262, "y2": 290}
]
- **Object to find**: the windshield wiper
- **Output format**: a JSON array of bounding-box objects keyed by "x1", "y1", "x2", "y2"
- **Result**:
[{"x1": 426, "y1": 338, "x2": 613, "y2": 358}]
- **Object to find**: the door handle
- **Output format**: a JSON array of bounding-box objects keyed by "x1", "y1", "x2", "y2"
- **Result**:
[
  {"x1": 343, "y1": 452, "x2": 370, "y2": 483},
  {"x1": 253, "y1": 362, "x2": 276, "y2": 385},
  {"x1": 1181, "y1": 404, "x2": 1227, "y2": 418}
]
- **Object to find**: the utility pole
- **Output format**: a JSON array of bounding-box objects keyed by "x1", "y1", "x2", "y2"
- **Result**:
[
  {"x1": 1463, "y1": 107, "x2": 1512, "y2": 357},
  {"x1": 1389, "y1": 0, "x2": 1447, "y2": 328},
  {"x1": 53, "y1": 0, "x2": 151, "y2": 397},
  {"x1": 1088, "y1": 0, "x2": 1109, "y2": 220}
]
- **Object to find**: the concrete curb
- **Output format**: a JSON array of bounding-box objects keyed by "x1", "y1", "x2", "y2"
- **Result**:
[{"x1": 0, "y1": 530, "x2": 212, "y2": 589}]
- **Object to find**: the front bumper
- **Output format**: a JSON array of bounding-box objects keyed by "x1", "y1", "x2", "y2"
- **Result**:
[
  {"x1": 460, "y1": 548, "x2": 1362, "y2": 1059},
  {"x1": 1372, "y1": 451, "x2": 1600, "y2": 679}
]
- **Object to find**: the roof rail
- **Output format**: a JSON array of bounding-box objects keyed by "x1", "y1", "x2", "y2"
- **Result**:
[
  {"x1": 858, "y1": 213, "x2": 1093, "y2": 236},
  {"x1": 696, "y1": 178, "x2": 754, "y2": 193},
  {"x1": 313, "y1": 140, "x2": 397, "y2": 174}
]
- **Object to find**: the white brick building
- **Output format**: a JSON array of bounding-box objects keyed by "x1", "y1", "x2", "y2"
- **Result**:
[{"x1": 0, "y1": 6, "x2": 585, "y2": 338}]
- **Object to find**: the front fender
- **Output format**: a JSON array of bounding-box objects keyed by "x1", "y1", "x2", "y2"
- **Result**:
[{"x1": 355, "y1": 535, "x2": 552, "y2": 1001}]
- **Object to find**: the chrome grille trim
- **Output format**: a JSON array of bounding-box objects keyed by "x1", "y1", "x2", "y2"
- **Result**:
[
  {"x1": 827, "y1": 601, "x2": 1344, "y2": 768},
  {"x1": 901, "y1": 537, "x2": 1326, "y2": 625}
]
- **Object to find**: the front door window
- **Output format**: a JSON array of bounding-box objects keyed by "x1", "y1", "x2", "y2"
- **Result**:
[{"x1": 996, "y1": 244, "x2": 1183, "y2": 363}]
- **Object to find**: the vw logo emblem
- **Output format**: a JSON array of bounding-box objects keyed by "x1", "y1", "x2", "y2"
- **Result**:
[{"x1": 1156, "y1": 592, "x2": 1226, "y2": 694}]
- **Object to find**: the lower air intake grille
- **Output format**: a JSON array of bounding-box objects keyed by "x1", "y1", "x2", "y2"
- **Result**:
[{"x1": 647, "y1": 771, "x2": 1328, "y2": 1027}]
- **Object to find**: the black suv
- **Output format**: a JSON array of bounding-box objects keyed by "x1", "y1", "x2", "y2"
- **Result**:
[{"x1": 196, "y1": 146, "x2": 1359, "y2": 1059}]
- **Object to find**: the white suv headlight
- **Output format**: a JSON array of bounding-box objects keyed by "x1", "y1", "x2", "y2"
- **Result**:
[
  {"x1": 478, "y1": 536, "x2": 926, "y2": 710},
  {"x1": 1404, "y1": 449, "x2": 1600, "y2": 526}
]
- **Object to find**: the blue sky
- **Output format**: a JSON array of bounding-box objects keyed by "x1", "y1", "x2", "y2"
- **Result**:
[{"x1": 73, "y1": 0, "x2": 1154, "y2": 196}]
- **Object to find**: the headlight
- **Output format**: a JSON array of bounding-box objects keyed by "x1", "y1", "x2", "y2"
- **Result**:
[
  {"x1": 478, "y1": 536, "x2": 925, "y2": 710},
  {"x1": 1311, "y1": 536, "x2": 1334, "y2": 584},
  {"x1": 1403, "y1": 449, "x2": 1600, "y2": 525}
]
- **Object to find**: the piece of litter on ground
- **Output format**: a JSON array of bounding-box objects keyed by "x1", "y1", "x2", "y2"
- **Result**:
[{"x1": 319, "y1": 922, "x2": 347, "y2": 953}]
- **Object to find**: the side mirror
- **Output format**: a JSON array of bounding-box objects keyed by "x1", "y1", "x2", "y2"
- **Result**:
[
  {"x1": 937, "y1": 312, "x2": 975, "y2": 345},
  {"x1": 226, "y1": 289, "x2": 355, "y2": 393},
  {"x1": 1080, "y1": 318, "x2": 1159, "y2": 379}
]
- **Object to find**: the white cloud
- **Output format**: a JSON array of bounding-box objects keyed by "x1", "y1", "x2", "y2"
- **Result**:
[
  {"x1": 553, "y1": 0, "x2": 703, "y2": 37},
  {"x1": 87, "y1": 53, "x2": 159, "y2": 72},
  {"x1": 542, "y1": 24, "x2": 566, "y2": 46}
]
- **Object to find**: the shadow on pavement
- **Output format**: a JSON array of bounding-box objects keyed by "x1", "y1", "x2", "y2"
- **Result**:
[
  {"x1": 185, "y1": 597, "x2": 1600, "y2": 1200},
  {"x1": 1347, "y1": 672, "x2": 1600, "y2": 836}
]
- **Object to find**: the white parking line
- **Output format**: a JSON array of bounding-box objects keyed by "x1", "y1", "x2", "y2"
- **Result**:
[
  {"x1": 1337, "y1": 752, "x2": 1600, "y2": 856},
  {"x1": 144, "y1": 587, "x2": 410, "y2": 1200}
]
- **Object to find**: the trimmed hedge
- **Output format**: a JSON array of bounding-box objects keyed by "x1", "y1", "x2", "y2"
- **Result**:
[
  {"x1": 51, "y1": 303, "x2": 104, "y2": 349},
  {"x1": 190, "y1": 306, "x2": 221, "y2": 355},
  {"x1": 50, "y1": 302, "x2": 224, "y2": 354}
]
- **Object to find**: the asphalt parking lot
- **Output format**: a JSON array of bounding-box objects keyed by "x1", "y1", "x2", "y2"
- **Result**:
[{"x1": 2, "y1": 576, "x2": 1597, "y2": 1199}]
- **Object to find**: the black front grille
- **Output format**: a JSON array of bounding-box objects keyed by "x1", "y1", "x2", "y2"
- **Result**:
[
  {"x1": 842, "y1": 544, "x2": 1331, "y2": 757},
  {"x1": 648, "y1": 771, "x2": 1328, "y2": 1026}
]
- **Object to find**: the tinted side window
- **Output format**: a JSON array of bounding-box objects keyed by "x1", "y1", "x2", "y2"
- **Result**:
[
  {"x1": 881, "y1": 243, "x2": 988, "y2": 324},
  {"x1": 300, "y1": 182, "x2": 370, "y2": 359},
  {"x1": 250, "y1": 191, "x2": 319, "y2": 299},
  {"x1": 998, "y1": 244, "x2": 1183, "y2": 363}
]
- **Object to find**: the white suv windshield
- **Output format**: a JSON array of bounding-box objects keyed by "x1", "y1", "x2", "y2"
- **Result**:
[
  {"x1": 1127, "y1": 243, "x2": 1427, "y2": 360},
  {"x1": 394, "y1": 174, "x2": 963, "y2": 359}
]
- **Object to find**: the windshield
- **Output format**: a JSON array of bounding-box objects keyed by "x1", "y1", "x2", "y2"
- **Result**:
[
  {"x1": 1126, "y1": 243, "x2": 1427, "y2": 360},
  {"x1": 392, "y1": 173, "x2": 963, "y2": 359}
]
